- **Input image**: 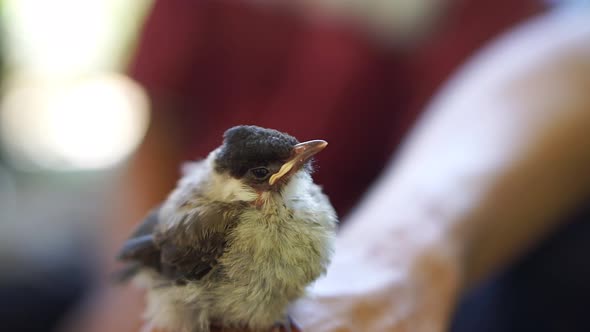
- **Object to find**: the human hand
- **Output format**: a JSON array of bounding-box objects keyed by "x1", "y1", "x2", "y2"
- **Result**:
[
  {"x1": 64, "y1": 230, "x2": 460, "y2": 332},
  {"x1": 142, "y1": 321, "x2": 300, "y2": 332},
  {"x1": 64, "y1": 210, "x2": 460, "y2": 332},
  {"x1": 290, "y1": 225, "x2": 462, "y2": 332}
]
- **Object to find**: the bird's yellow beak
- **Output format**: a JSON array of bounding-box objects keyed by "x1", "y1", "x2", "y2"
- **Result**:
[{"x1": 269, "y1": 140, "x2": 328, "y2": 186}]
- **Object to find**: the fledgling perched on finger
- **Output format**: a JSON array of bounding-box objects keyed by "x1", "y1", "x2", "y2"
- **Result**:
[{"x1": 117, "y1": 125, "x2": 338, "y2": 332}]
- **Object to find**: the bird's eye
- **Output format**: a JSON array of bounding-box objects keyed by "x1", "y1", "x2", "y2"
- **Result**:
[{"x1": 250, "y1": 167, "x2": 270, "y2": 180}]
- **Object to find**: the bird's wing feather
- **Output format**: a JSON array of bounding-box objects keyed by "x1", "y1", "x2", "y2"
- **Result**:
[
  {"x1": 116, "y1": 208, "x2": 163, "y2": 277},
  {"x1": 117, "y1": 206, "x2": 229, "y2": 282},
  {"x1": 117, "y1": 160, "x2": 243, "y2": 282},
  {"x1": 159, "y1": 231, "x2": 227, "y2": 281},
  {"x1": 128, "y1": 206, "x2": 161, "y2": 238},
  {"x1": 118, "y1": 214, "x2": 242, "y2": 283},
  {"x1": 156, "y1": 200, "x2": 245, "y2": 282},
  {"x1": 117, "y1": 234, "x2": 157, "y2": 260}
]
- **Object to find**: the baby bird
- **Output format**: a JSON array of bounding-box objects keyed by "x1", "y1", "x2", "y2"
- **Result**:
[{"x1": 117, "y1": 125, "x2": 337, "y2": 332}]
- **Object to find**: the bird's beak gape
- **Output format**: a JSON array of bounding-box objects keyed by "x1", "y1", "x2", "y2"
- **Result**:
[{"x1": 269, "y1": 140, "x2": 328, "y2": 185}]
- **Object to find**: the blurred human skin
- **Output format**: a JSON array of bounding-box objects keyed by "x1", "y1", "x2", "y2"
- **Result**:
[
  {"x1": 60, "y1": 6, "x2": 590, "y2": 332},
  {"x1": 290, "y1": 11, "x2": 590, "y2": 331}
]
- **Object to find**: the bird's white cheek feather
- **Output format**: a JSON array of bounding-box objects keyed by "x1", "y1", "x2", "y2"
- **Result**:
[
  {"x1": 280, "y1": 172, "x2": 312, "y2": 200},
  {"x1": 200, "y1": 149, "x2": 258, "y2": 203},
  {"x1": 208, "y1": 172, "x2": 258, "y2": 203}
]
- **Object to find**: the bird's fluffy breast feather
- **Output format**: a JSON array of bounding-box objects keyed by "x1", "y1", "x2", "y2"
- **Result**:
[{"x1": 137, "y1": 152, "x2": 337, "y2": 332}]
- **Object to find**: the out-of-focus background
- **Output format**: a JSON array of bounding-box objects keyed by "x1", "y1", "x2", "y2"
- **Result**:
[
  {"x1": 0, "y1": 0, "x2": 152, "y2": 330},
  {"x1": 1, "y1": 0, "x2": 589, "y2": 332}
]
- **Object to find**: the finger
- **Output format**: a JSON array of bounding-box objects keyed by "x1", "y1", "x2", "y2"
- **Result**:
[
  {"x1": 290, "y1": 322, "x2": 302, "y2": 332},
  {"x1": 289, "y1": 317, "x2": 302, "y2": 332},
  {"x1": 210, "y1": 326, "x2": 249, "y2": 332},
  {"x1": 141, "y1": 327, "x2": 168, "y2": 332}
]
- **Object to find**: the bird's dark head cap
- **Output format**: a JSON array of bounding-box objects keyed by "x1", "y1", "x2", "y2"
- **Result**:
[{"x1": 214, "y1": 125, "x2": 299, "y2": 177}]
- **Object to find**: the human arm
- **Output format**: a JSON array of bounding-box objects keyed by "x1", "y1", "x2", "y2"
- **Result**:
[{"x1": 294, "y1": 10, "x2": 590, "y2": 331}]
